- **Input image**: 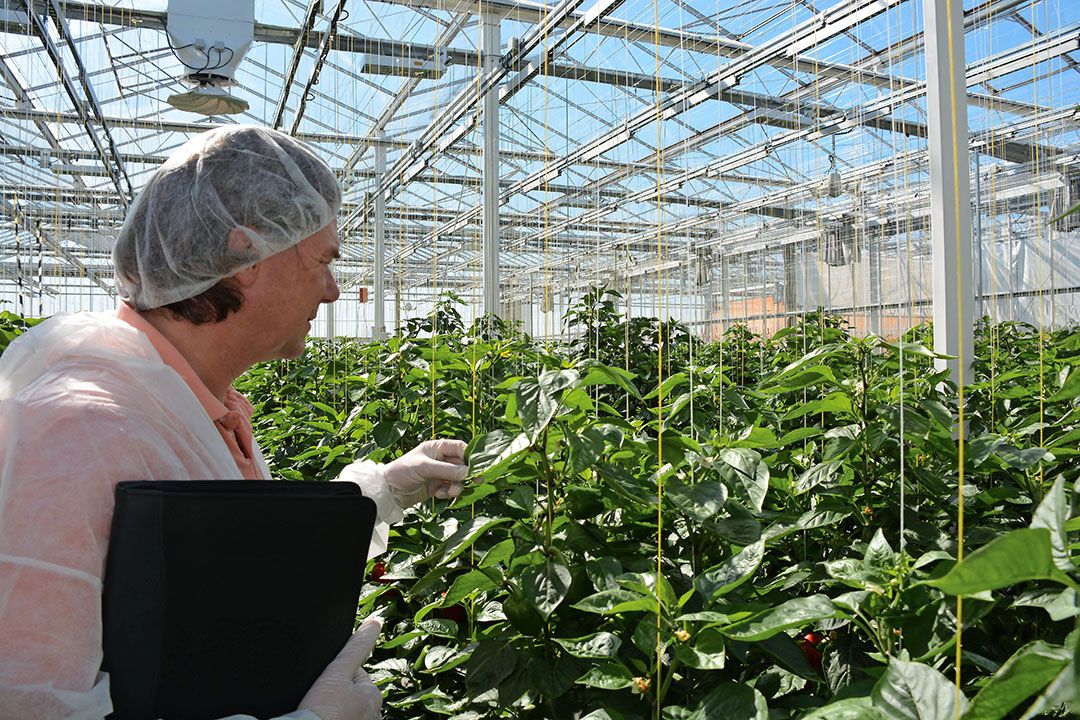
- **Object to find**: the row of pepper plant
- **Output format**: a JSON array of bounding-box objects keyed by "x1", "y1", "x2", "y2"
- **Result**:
[
  {"x1": 229, "y1": 289, "x2": 1080, "y2": 720},
  {"x1": 3, "y1": 293, "x2": 1078, "y2": 719}
]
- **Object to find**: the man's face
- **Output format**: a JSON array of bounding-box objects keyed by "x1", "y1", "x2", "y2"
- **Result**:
[{"x1": 256, "y1": 222, "x2": 341, "y2": 360}]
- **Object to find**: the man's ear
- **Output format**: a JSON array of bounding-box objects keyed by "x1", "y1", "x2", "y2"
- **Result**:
[
  {"x1": 228, "y1": 228, "x2": 260, "y2": 288},
  {"x1": 231, "y1": 263, "x2": 259, "y2": 288}
]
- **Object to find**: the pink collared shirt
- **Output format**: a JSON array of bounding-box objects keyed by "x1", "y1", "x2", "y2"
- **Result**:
[{"x1": 116, "y1": 304, "x2": 264, "y2": 480}]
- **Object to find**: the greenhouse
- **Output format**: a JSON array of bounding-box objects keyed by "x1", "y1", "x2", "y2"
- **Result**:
[{"x1": 0, "y1": 0, "x2": 1078, "y2": 717}]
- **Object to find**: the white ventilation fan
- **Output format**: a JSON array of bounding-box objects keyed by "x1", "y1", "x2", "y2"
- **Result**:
[{"x1": 166, "y1": 0, "x2": 254, "y2": 116}]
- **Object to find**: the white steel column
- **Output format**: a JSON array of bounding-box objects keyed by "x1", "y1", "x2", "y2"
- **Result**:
[
  {"x1": 721, "y1": 256, "x2": 730, "y2": 327},
  {"x1": 868, "y1": 231, "x2": 882, "y2": 335},
  {"x1": 325, "y1": 300, "x2": 336, "y2": 339},
  {"x1": 783, "y1": 244, "x2": 797, "y2": 328},
  {"x1": 924, "y1": 0, "x2": 973, "y2": 383},
  {"x1": 373, "y1": 133, "x2": 387, "y2": 340},
  {"x1": 482, "y1": 13, "x2": 501, "y2": 317}
]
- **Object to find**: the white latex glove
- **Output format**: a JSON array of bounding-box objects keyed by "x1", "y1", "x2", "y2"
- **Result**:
[
  {"x1": 383, "y1": 439, "x2": 468, "y2": 509},
  {"x1": 297, "y1": 617, "x2": 383, "y2": 720}
]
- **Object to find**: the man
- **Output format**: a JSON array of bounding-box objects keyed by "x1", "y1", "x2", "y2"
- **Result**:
[{"x1": 0, "y1": 126, "x2": 464, "y2": 719}]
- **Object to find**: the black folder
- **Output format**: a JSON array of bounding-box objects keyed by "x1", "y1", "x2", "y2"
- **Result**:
[{"x1": 101, "y1": 480, "x2": 377, "y2": 720}]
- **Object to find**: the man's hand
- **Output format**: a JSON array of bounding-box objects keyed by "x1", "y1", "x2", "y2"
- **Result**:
[
  {"x1": 383, "y1": 439, "x2": 468, "y2": 509},
  {"x1": 298, "y1": 617, "x2": 383, "y2": 720}
]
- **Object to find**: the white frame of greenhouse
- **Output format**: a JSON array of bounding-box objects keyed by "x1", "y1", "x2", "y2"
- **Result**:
[{"x1": 1, "y1": 0, "x2": 1078, "y2": 370}]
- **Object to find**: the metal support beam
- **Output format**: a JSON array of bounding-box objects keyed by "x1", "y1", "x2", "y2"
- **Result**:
[
  {"x1": 289, "y1": 0, "x2": 349, "y2": 136},
  {"x1": 272, "y1": 0, "x2": 323, "y2": 130},
  {"x1": 351, "y1": 0, "x2": 623, "y2": 232},
  {"x1": 924, "y1": 0, "x2": 974, "y2": 384},
  {"x1": 3, "y1": 199, "x2": 116, "y2": 297},
  {"x1": 373, "y1": 135, "x2": 387, "y2": 340},
  {"x1": 341, "y1": 12, "x2": 471, "y2": 173},
  {"x1": 0, "y1": 107, "x2": 665, "y2": 175},
  {"x1": 404, "y1": 13, "x2": 1062, "y2": 258},
  {"x1": 482, "y1": 13, "x2": 500, "y2": 318},
  {"x1": 20, "y1": 0, "x2": 132, "y2": 205}
]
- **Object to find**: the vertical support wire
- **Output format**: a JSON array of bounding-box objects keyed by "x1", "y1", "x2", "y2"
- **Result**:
[
  {"x1": 652, "y1": 0, "x2": 665, "y2": 711},
  {"x1": 431, "y1": 0, "x2": 443, "y2": 444},
  {"x1": 944, "y1": 0, "x2": 967, "y2": 707}
]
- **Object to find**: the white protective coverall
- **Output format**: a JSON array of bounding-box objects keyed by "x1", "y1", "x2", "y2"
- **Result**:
[{"x1": 0, "y1": 312, "x2": 402, "y2": 720}]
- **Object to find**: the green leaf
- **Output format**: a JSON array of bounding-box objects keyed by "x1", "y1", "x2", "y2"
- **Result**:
[
  {"x1": 449, "y1": 481, "x2": 500, "y2": 508},
  {"x1": 580, "y1": 711, "x2": 627, "y2": 720},
  {"x1": 575, "y1": 661, "x2": 635, "y2": 690},
  {"x1": 469, "y1": 430, "x2": 530, "y2": 477},
  {"x1": 928, "y1": 528, "x2": 1077, "y2": 596},
  {"x1": 762, "y1": 365, "x2": 837, "y2": 394},
  {"x1": 962, "y1": 641, "x2": 1071, "y2": 720},
  {"x1": 303, "y1": 420, "x2": 337, "y2": 433},
  {"x1": 538, "y1": 368, "x2": 580, "y2": 395},
  {"x1": 320, "y1": 444, "x2": 350, "y2": 469},
  {"x1": 630, "y1": 613, "x2": 658, "y2": 654},
  {"x1": 1049, "y1": 366, "x2": 1080, "y2": 401},
  {"x1": 308, "y1": 400, "x2": 341, "y2": 419},
  {"x1": 1020, "y1": 660, "x2": 1075, "y2": 718},
  {"x1": 442, "y1": 569, "x2": 497, "y2": 607},
  {"x1": 871, "y1": 658, "x2": 968, "y2": 720},
  {"x1": 694, "y1": 540, "x2": 765, "y2": 600},
  {"x1": 799, "y1": 698, "x2": 888, "y2": 719},
  {"x1": 516, "y1": 377, "x2": 557, "y2": 442},
  {"x1": 372, "y1": 419, "x2": 408, "y2": 448},
  {"x1": 567, "y1": 426, "x2": 607, "y2": 476},
  {"x1": 520, "y1": 560, "x2": 572, "y2": 620},
  {"x1": 465, "y1": 640, "x2": 517, "y2": 695},
  {"x1": 422, "y1": 644, "x2": 472, "y2": 674},
  {"x1": 779, "y1": 426, "x2": 825, "y2": 446},
  {"x1": 428, "y1": 516, "x2": 513, "y2": 565},
  {"x1": 675, "y1": 628, "x2": 726, "y2": 670},
  {"x1": 573, "y1": 589, "x2": 654, "y2": 615},
  {"x1": 995, "y1": 445, "x2": 1052, "y2": 470},
  {"x1": 970, "y1": 434, "x2": 1006, "y2": 467},
  {"x1": 782, "y1": 393, "x2": 854, "y2": 421},
  {"x1": 527, "y1": 653, "x2": 580, "y2": 701},
  {"x1": 883, "y1": 340, "x2": 944, "y2": 359},
  {"x1": 1012, "y1": 588, "x2": 1080, "y2": 621},
  {"x1": 689, "y1": 682, "x2": 768, "y2": 720},
  {"x1": 795, "y1": 460, "x2": 842, "y2": 494},
  {"x1": 576, "y1": 361, "x2": 643, "y2": 400},
  {"x1": 645, "y1": 371, "x2": 688, "y2": 401},
  {"x1": 666, "y1": 477, "x2": 728, "y2": 524},
  {"x1": 553, "y1": 632, "x2": 622, "y2": 659},
  {"x1": 714, "y1": 448, "x2": 769, "y2": 512},
  {"x1": 417, "y1": 618, "x2": 459, "y2": 638},
  {"x1": 704, "y1": 516, "x2": 763, "y2": 545},
  {"x1": 586, "y1": 556, "x2": 623, "y2": 591},
  {"x1": 1029, "y1": 475, "x2": 1071, "y2": 571},
  {"x1": 729, "y1": 424, "x2": 780, "y2": 449},
  {"x1": 722, "y1": 595, "x2": 842, "y2": 641},
  {"x1": 864, "y1": 528, "x2": 896, "y2": 569},
  {"x1": 479, "y1": 538, "x2": 515, "y2": 569}
]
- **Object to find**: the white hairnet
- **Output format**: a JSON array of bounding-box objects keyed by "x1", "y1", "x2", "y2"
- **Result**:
[{"x1": 112, "y1": 125, "x2": 341, "y2": 309}]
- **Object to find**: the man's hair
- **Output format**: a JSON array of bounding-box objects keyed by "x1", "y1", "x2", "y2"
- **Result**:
[{"x1": 159, "y1": 279, "x2": 244, "y2": 325}]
